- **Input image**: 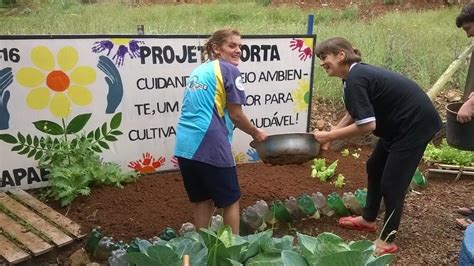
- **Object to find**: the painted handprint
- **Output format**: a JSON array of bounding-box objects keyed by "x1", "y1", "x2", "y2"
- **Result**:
[
  {"x1": 128, "y1": 153, "x2": 165, "y2": 174},
  {"x1": 92, "y1": 40, "x2": 114, "y2": 56},
  {"x1": 129, "y1": 40, "x2": 144, "y2": 58},
  {"x1": 246, "y1": 148, "x2": 260, "y2": 162},
  {"x1": 97, "y1": 56, "x2": 123, "y2": 114},
  {"x1": 290, "y1": 38, "x2": 304, "y2": 51},
  {"x1": 112, "y1": 45, "x2": 131, "y2": 67},
  {"x1": 0, "y1": 67, "x2": 13, "y2": 130},
  {"x1": 299, "y1": 47, "x2": 312, "y2": 61},
  {"x1": 233, "y1": 151, "x2": 246, "y2": 164},
  {"x1": 151, "y1": 156, "x2": 165, "y2": 169},
  {"x1": 171, "y1": 156, "x2": 179, "y2": 168}
]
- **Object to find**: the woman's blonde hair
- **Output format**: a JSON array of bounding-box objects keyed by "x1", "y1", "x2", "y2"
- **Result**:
[
  {"x1": 315, "y1": 37, "x2": 362, "y2": 65},
  {"x1": 202, "y1": 28, "x2": 241, "y2": 61}
]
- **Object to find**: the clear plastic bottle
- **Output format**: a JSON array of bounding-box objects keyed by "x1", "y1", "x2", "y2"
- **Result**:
[
  {"x1": 326, "y1": 192, "x2": 350, "y2": 216},
  {"x1": 108, "y1": 248, "x2": 131, "y2": 266},
  {"x1": 94, "y1": 236, "x2": 116, "y2": 260},
  {"x1": 210, "y1": 214, "x2": 224, "y2": 232},
  {"x1": 254, "y1": 200, "x2": 272, "y2": 223},
  {"x1": 342, "y1": 192, "x2": 363, "y2": 215},
  {"x1": 179, "y1": 222, "x2": 196, "y2": 236},
  {"x1": 311, "y1": 192, "x2": 334, "y2": 217},
  {"x1": 297, "y1": 193, "x2": 319, "y2": 219},
  {"x1": 242, "y1": 206, "x2": 265, "y2": 232},
  {"x1": 285, "y1": 196, "x2": 304, "y2": 220}
]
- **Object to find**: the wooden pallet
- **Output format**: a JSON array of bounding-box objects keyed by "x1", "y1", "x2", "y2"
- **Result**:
[{"x1": 0, "y1": 188, "x2": 85, "y2": 265}]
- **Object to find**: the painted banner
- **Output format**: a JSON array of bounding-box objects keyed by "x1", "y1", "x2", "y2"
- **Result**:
[{"x1": 0, "y1": 34, "x2": 316, "y2": 190}]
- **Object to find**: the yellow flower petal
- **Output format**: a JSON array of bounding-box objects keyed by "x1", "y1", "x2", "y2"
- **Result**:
[
  {"x1": 70, "y1": 66, "x2": 96, "y2": 85},
  {"x1": 16, "y1": 67, "x2": 45, "y2": 88},
  {"x1": 26, "y1": 87, "x2": 50, "y2": 109},
  {"x1": 57, "y1": 46, "x2": 78, "y2": 72},
  {"x1": 68, "y1": 85, "x2": 92, "y2": 106},
  {"x1": 50, "y1": 93, "x2": 71, "y2": 118},
  {"x1": 31, "y1": 46, "x2": 55, "y2": 71}
]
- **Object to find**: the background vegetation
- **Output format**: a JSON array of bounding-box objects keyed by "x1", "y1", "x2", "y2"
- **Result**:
[{"x1": 0, "y1": 0, "x2": 469, "y2": 101}]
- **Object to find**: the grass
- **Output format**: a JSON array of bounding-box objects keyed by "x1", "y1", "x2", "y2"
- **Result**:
[{"x1": 0, "y1": 1, "x2": 469, "y2": 101}]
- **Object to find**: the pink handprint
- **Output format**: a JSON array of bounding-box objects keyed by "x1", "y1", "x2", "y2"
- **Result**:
[
  {"x1": 299, "y1": 47, "x2": 312, "y2": 61},
  {"x1": 290, "y1": 38, "x2": 304, "y2": 51},
  {"x1": 171, "y1": 156, "x2": 179, "y2": 168},
  {"x1": 152, "y1": 156, "x2": 166, "y2": 169},
  {"x1": 128, "y1": 161, "x2": 143, "y2": 172}
]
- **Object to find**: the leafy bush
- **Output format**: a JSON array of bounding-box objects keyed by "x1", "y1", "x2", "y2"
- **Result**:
[
  {"x1": 39, "y1": 134, "x2": 136, "y2": 206},
  {"x1": 423, "y1": 139, "x2": 474, "y2": 166}
]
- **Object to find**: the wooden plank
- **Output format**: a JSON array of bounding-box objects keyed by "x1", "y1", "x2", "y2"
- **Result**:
[
  {"x1": 0, "y1": 234, "x2": 31, "y2": 265},
  {"x1": 8, "y1": 189, "x2": 85, "y2": 239},
  {"x1": 0, "y1": 211, "x2": 53, "y2": 256},
  {"x1": 428, "y1": 168, "x2": 474, "y2": 176},
  {"x1": 438, "y1": 164, "x2": 474, "y2": 171},
  {"x1": 0, "y1": 193, "x2": 74, "y2": 247}
]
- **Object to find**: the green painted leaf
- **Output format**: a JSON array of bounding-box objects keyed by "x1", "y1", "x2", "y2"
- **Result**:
[
  {"x1": 110, "y1": 130, "x2": 123, "y2": 136},
  {"x1": 34, "y1": 151, "x2": 43, "y2": 160},
  {"x1": 27, "y1": 149, "x2": 36, "y2": 158},
  {"x1": 39, "y1": 137, "x2": 46, "y2": 148},
  {"x1": 33, "y1": 120, "x2": 64, "y2": 135},
  {"x1": 98, "y1": 141, "x2": 109, "y2": 150},
  {"x1": 26, "y1": 135, "x2": 32, "y2": 145},
  {"x1": 104, "y1": 135, "x2": 118, "y2": 141},
  {"x1": 33, "y1": 136, "x2": 39, "y2": 147},
  {"x1": 0, "y1": 134, "x2": 17, "y2": 144},
  {"x1": 110, "y1": 112, "x2": 122, "y2": 129},
  {"x1": 91, "y1": 145, "x2": 102, "y2": 153},
  {"x1": 87, "y1": 131, "x2": 94, "y2": 139},
  {"x1": 17, "y1": 132, "x2": 25, "y2": 143},
  {"x1": 101, "y1": 123, "x2": 108, "y2": 136},
  {"x1": 11, "y1": 145, "x2": 23, "y2": 152},
  {"x1": 66, "y1": 113, "x2": 92, "y2": 134},
  {"x1": 18, "y1": 147, "x2": 30, "y2": 155},
  {"x1": 94, "y1": 128, "x2": 101, "y2": 140}
]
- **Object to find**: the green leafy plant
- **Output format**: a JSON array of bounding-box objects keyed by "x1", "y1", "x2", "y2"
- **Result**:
[
  {"x1": 332, "y1": 174, "x2": 346, "y2": 188},
  {"x1": 423, "y1": 139, "x2": 474, "y2": 166},
  {"x1": 341, "y1": 149, "x2": 350, "y2": 157},
  {"x1": 311, "y1": 159, "x2": 338, "y2": 182},
  {"x1": 39, "y1": 133, "x2": 136, "y2": 206}
]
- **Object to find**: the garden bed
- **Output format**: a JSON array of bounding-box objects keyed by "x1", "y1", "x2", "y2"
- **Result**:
[{"x1": 7, "y1": 143, "x2": 470, "y2": 265}]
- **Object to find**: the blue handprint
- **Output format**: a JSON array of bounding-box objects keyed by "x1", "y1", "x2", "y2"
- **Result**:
[
  {"x1": 92, "y1": 40, "x2": 114, "y2": 56},
  {"x1": 97, "y1": 56, "x2": 123, "y2": 114},
  {"x1": 247, "y1": 148, "x2": 260, "y2": 162},
  {"x1": 0, "y1": 67, "x2": 13, "y2": 130},
  {"x1": 129, "y1": 40, "x2": 144, "y2": 59}
]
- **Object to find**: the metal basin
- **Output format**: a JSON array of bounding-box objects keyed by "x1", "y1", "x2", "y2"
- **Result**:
[{"x1": 250, "y1": 133, "x2": 320, "y2": 165}]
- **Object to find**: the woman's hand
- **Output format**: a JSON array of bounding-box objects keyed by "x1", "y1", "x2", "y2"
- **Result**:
[
  {"x1": 457, "y1": 93, "x2": 474, "y2": 123},
  {"x1": 313, "y1": 130, "x2": 333, "y2": 151},
  {"x1": 252, "y1": 128, "x2": 268, "y2": 142}
]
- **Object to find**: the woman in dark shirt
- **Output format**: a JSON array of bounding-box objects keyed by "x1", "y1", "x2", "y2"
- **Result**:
[{"x1": 313, "y1": 37, "x2": 442, "y2": 255}]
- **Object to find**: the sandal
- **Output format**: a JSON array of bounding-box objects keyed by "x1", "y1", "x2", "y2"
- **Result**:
[
  {"x1": 455, "y1": 206, "x2": 474, "y2": 216},
  {"x1": 376, "y1": 244, "x2": 399, "y2": 256},
  {"x1": 456, "y1": 213, "x2": 474, "y2": 229},
  {"x1": 338, "y1": 216, "x2": 377, "y2": 232}
]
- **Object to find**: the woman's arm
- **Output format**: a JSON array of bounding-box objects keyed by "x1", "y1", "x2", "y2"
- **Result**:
[
  {"x1": 457, "y1": 92, "x2": 474, "y2": 123},
  {"x1": 228, "y1": 103, "x2": 267, "y2": 142}
]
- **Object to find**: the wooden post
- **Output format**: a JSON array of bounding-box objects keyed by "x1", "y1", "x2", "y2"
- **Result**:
[{"x1": 427, "y1": 43, "x2": 474, "y2": 101}]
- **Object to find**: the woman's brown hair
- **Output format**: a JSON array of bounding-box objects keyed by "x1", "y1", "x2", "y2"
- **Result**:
[
  {"x1": 315, "y1": 37, "x2": 362, "y2": 65},
  {"x1": 202, "y1": 28, "x2": 241, "y2": 61}
]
